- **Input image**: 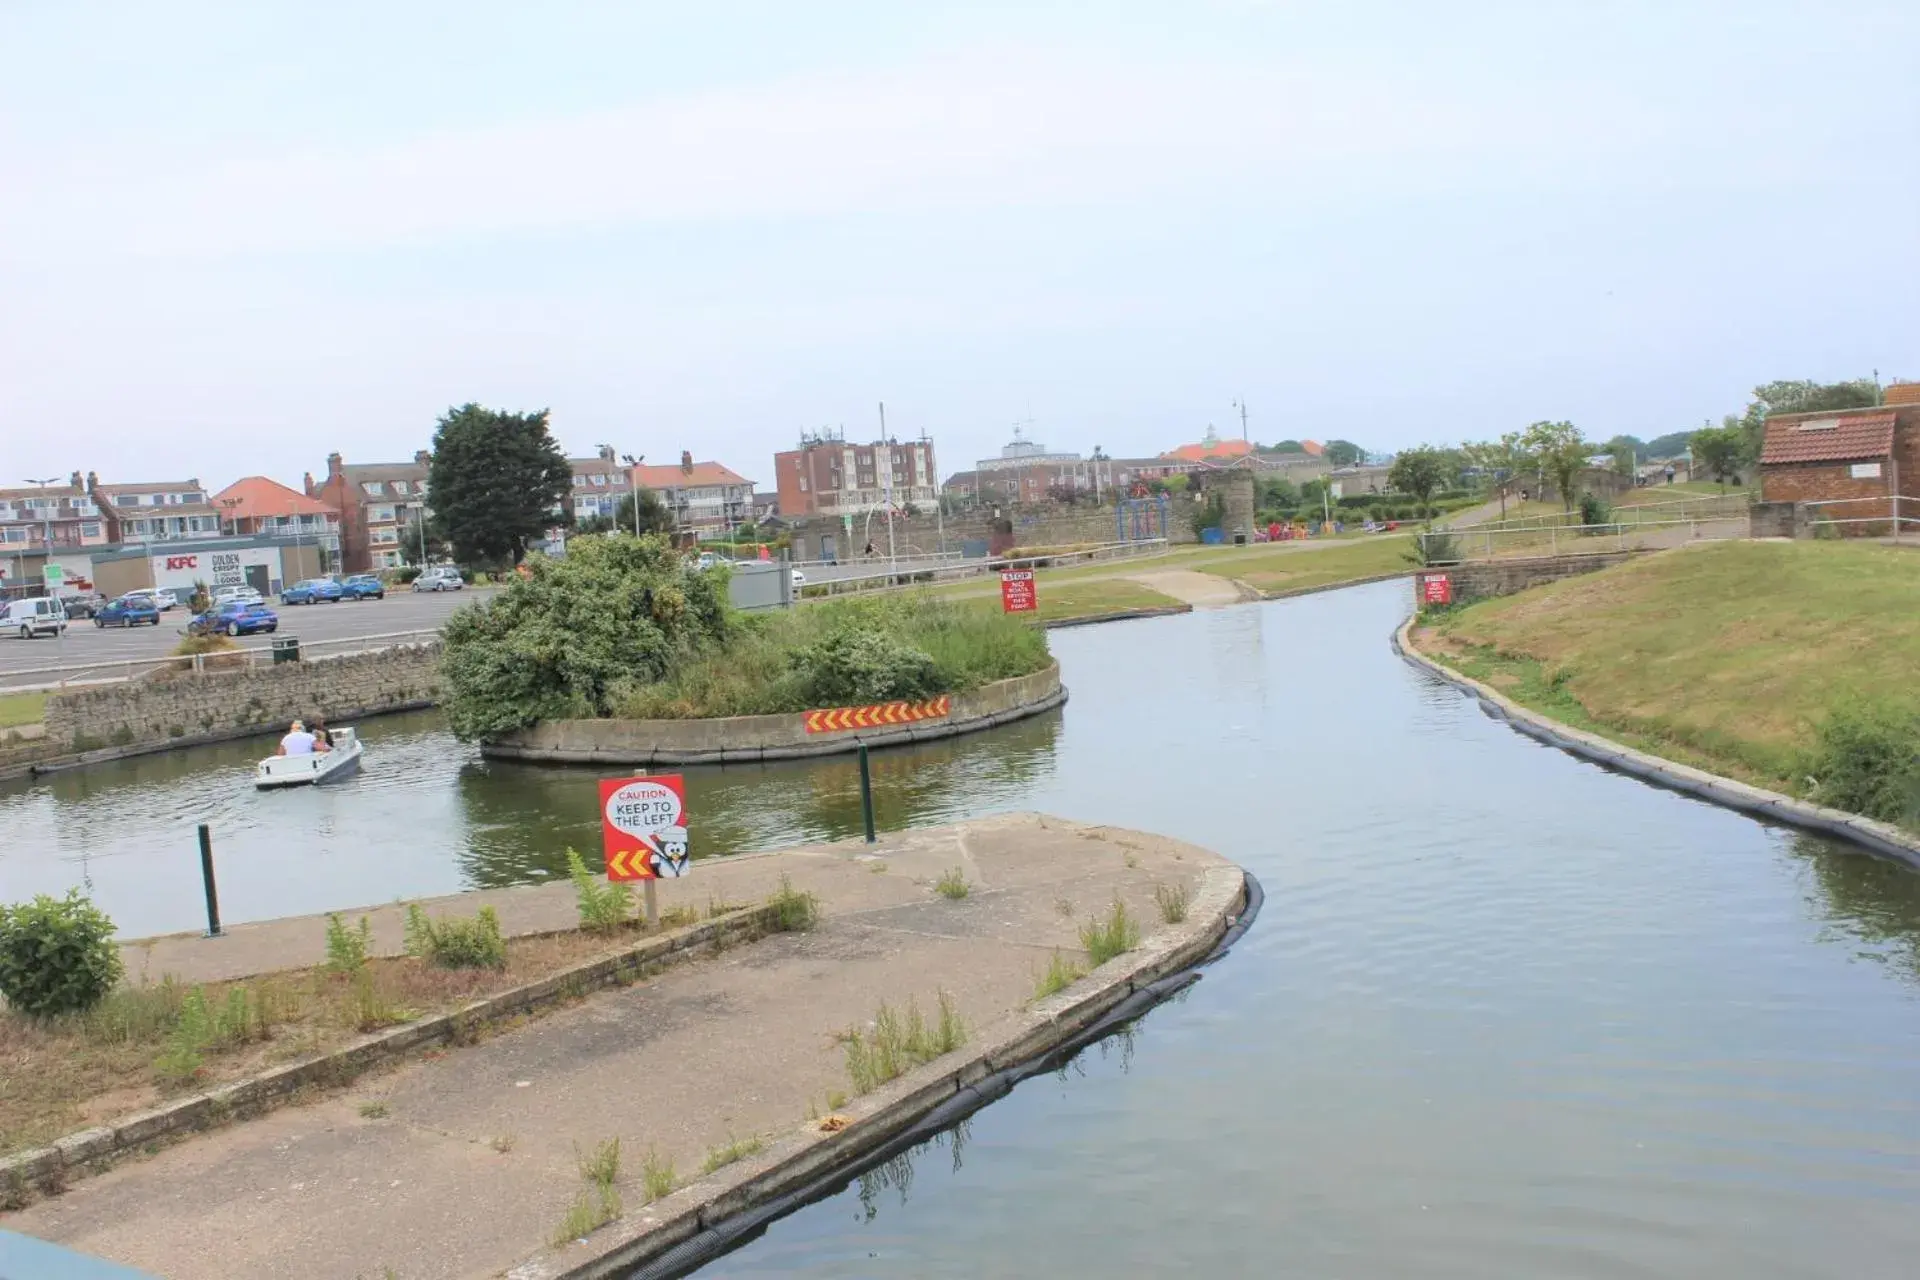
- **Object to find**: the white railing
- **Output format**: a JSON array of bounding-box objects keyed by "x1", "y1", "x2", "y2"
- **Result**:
[
  {"x1": 1419, "y1": 517, "x2": 1748, "y2": 564},
  {"x1": 1463, "y1": 490, "x2": 1751, "y2": 535},
  {"x1": 1797, "y1": 494, "x2": 1920, "y2": 539},
  {"x1": 0, "y1": 629, "x2": 441, "y2": 693}
]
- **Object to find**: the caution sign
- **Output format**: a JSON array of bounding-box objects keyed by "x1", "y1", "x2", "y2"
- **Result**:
[
  {"x1": 803, "y1": 695, "x2": 951, "y2": 734},
  {"x1": 598, "y1": 775, "x2": 690, "y2": 881},
  {"x1": 1420, "y1": 572, "x2": 1453, "y2": 605}
]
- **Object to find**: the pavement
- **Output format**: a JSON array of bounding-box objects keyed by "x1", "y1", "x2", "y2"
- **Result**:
[
  {"x1": 0, "y1": 590, "x2": 488, "y2": 686},
  {"x1": 11, "y1": 813, "x2": 1231, "y2": 1280},
  {"x1": 1122, "y1": 568, "x2": 1255, "y2": 609}
]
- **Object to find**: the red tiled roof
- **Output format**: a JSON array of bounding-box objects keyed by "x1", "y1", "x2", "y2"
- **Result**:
[
  {"x1": 212, "y1": 476, "x2": 338, "y2": 520},
  {"x1": 1162, "y1": 439, "x2": 1254, "y2": 463},
  {"x1": 632, "y1": 462, "x2": 750, "y2": 489},
  {"x1": 1760, "y1": 412, "x2": 1895, "y2": 465}
]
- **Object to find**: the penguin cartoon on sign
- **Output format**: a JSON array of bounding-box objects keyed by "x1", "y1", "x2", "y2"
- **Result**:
[{"x1": 653, "y1": 827, "x2": 691, "y2": 878}]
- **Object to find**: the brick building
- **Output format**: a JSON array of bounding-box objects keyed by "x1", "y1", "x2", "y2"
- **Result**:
[
  {"x1": 0, "y1": 475, "x2": 109, "y2": 596},
  {"x1": 1759, "y1": 404, "x2": 1918, "y2": 533},
  {"x1": 774, "y1": 431, "x2": 936, "y2": 518},
  {"x1": 632, "y1": 453, "x2": 756, "y2": 537},
  {"x1": 309, "y1": 451, "x2": 432, "y2": 572},
  {"x1": 91, "y1": 476, "x2": 224, "y2": 544},
  {"x1": 211, "y1": 476, "x2": 342, "y2": 566}
]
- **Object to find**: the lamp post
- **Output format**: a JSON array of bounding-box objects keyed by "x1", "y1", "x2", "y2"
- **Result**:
[
  {"x1": 621, "y1": 453, "x2": 645, "y2": 536},
  {"x1": 25, "y1": 476, "x2": 60, "y2": 593}
]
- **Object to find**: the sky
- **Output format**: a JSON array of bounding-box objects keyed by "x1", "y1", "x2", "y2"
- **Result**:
[{"x1": 3, "y1": 0, "x2": 1917, "y2": 490}]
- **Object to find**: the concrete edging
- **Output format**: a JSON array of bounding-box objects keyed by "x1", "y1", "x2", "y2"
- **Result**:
[
  {"x1": 1256, "y1": 569, "x2": 1411, "y2": 602},
  {"x1": 504, "y1": 863, "x2": 1250, "y2": 1280},
  {"x1": 481, "y1": 663, "x2": 1066, "y2": 766},
  {"x1": 1040, "y1": 604, "x2": 1193, "y2": 629},
  {"x1": 0, "y1": 905, "x2": 782, "y2": 1199},
  {"x1": 1392, "y1": 615, "x2": 1920, "y2": 870}
]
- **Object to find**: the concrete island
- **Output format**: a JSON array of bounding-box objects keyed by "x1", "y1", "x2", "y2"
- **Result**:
[{"x1": 3, "y1": 815, "x2": 1250, "y2": 1280}]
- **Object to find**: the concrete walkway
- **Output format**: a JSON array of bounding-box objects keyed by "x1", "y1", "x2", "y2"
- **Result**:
[
  {"x1": 13, "y1": 814, "x2": 1231, "y2": 1280},
  {"x1": 1121, "y1": 568, "x2": 1254, "y2": 609}
]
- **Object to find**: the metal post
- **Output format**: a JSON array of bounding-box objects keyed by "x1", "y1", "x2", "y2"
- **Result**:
[
  {"x1": 858, "y1": 742, "x2": 876, "y2": 844},
  {"x1": 643, "y1": 880, "x2": 658, "y2": 928},
  {"x1": 197, "y1": 823, "x2": 222, "y2": 937}
]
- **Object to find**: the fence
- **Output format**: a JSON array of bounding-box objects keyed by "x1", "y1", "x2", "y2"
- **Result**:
[
  {"x1": 1420, "y1": 517, "x2": 1747, "y2": 564},
  {"x1": 1799, "y1": 495, "x2": 1920, "y2": 539},
  {"x1": 795, "y1": 539, "x2": 1172, "y2": 600},
  {"x1": 0, "y1": 629, "x2": 441, "y2": 694},
  {"x1": 1459, "y1": 490, "x2": 1750, "y2": 535}
]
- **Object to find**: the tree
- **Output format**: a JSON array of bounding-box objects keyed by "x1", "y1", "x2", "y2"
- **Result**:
[
  {"x1": 1521, "y1": 420, "x2": 1587, "y2": 512},
  {"x1": 1642, "y1": 430, "x2": 1694, "y2": 461},
  {"x1": 611, "y1": 487, "x2": 674, "y2": 537},
  {"x1": 1461, "y1": 432, "x2": 1531, "y2": 519},
  {"x1": 426, "y1": 404, "x2": 574, "y2": 568},
  {"x1": 1690, "y1": 423, "x2": 1745, "y2": 489},
  {"x1": 1735, "y1": 378, "x2": 1879, "y2": 465},
  {"x1": 400, "y1": 510, "x2": 449, "y2": 565},
  {"x1": 1257, "y1": 475, "x2": 1300, "y2": 509},
  {"x1": 1324, "y1": 439, "x2": 1366, "y2": 466},
  {"x1": 1258, "y1": 440, "x2": 1307, "y2": 455},
  {"x1": 1387, "y1": 446, "x2": 1448, "y2": 509},
  {"x1": 1603, "y1": 434, "x2": 1642, "y2": 478}
]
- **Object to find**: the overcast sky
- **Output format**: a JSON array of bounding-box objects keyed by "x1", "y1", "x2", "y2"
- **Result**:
[{"x1": 4, "y1": 1, "x2": 1916, "y2": 490}]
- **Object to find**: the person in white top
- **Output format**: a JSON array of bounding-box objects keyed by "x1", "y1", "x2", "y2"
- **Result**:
[{"x1": 278, "y1": 720, "x2": 317, "y2": 756}]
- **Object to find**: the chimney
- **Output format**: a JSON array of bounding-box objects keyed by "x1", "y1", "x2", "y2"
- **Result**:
[
  {"x1": 302, "y1": 471, "x2": 315, "y2": 496},
  {"x1": 86, "y1": 470, "x2": 98, "y2": 492},
  {"x1": 327, "y1": 452, "x2": 343, "y2": 478},
  {"x1": 680, "y1": 450, "x2": 694, "y2": 475},
  {"x1": 69, "y1": 470, "x2": 81, "y2": 489},
  {"x1": 413, "y1": 450, "x2": 431, "y2": 467},
  {"x1": 598, "y1": 444, "x2": 616, "y2": 463}
]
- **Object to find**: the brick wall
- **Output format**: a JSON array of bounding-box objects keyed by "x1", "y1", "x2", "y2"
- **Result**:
[
  {"x1": 44, "y1": 643, "x2": 442, "y2": 753},
  {"x1": 1748, "y1": 502, "x2": 1803, "y2": 538},
  {"x1": 1762, "y1": 464, "x2": 1894, "y2": 534}
]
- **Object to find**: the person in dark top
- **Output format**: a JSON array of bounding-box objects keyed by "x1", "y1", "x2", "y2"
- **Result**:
[{"x1": 310, "y1": 716, "x2": 333, "y2": 751}]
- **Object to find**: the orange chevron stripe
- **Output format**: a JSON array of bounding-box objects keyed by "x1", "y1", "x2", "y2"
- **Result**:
[{"x1": 803, "y1": 694, "x2": 956, "y2": 734}]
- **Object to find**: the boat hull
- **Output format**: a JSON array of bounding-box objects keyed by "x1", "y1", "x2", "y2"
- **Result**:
[{"x1": 254, "y1": 738, "x2": 363, "y2": 789}]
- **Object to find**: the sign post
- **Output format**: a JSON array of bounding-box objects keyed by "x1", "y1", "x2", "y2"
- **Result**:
[
  {"x1": 42, "y1": 563, "x2": 63, "y2": 592},
  {"x1": 1000, "y1": 568, "x2": 1037, "y2": 614},
  {"x1": 1420, "y1": 572, "x2": 1453, "y2": 606},
  {"x1": 598, "y1": 774, "x2": 691, "y2": 927}
]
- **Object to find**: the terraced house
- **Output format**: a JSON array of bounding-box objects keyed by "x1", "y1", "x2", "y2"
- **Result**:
[
  {"x1": 633, "y1": 453, "x2": 756, "y2": 537},
  {"x1": 0, "y1": 474, "x2": 109, "y2": 595},
  {"x1": 309, "y1": 451, "x2": 432, "y2": 572},
  {"x1": 89, "y1": 475, "x2": 224, "y2": 543}
]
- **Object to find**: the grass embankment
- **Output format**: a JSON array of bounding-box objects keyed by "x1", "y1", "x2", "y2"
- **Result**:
[
  {"x1": 962, "y1": 577, "x2": 1184, "y2": 623},
  {"x1": 1417, "y1": 541, "x2": 1920, "y2": 797},
  {"x1": 0, "y1": 692, "x2": 47, "y2": 729},
  {"x1": 617, "y1": 593, "x2": 1050, "y2": 719}
]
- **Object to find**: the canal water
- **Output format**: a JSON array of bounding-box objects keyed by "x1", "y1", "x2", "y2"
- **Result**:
[{"x1": 7, "y1": 580, "x2": 1920, "y2": 1275}]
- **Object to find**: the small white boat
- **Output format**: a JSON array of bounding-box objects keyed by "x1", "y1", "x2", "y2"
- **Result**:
[{"x1": 255, "y1": 727, "x2": 363, "y2": 790}]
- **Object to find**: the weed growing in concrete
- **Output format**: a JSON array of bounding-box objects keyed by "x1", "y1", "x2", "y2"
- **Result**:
[
  {"x1": 660, "y1": 905, "x2": 700, "y2": 929},
  {"x1": 701, "y1": 1132, "x2": 766, "y2": 1174},
  {"x1": 552, "y1": 1186, "x2": 621, "y2": 1245},
  {"x1": 324, "y1": 913, "x2": 371, "y2": 974},
  {"x1": 1032, "y1": 951, "x2": 1086, "y2": 1002},
  {"x1": 403, "y1": 904, "x2": 506, "y2": 970},
  {"x1": 767, "y1": 875, "x2": 819, "y2": 932},
  {"x1": 640, "y1": 1144, "x2": 677, "y2": 1202},
  {"x1": 843, "y1": 991, "x2": 969, "y2": 1095},
  {"x1": 341, "y1": 969, "x2": 408, "y2": 1033},
  {"x1": 153, "y1": 987, "x2": 213, "y2": 1083},
  {"x1": 1079, "y1": 898, "x2": 1141, "y2": 967},
  {"x1": 1054, "y1": 897, "x2": 1075, "y2": 918},
  {"x1": 706, "y1": 896, "x2": 748, "y2": 919},
  {"x1": 1123, "y1": 852, "x2": 1140, "y2": 870},
  {"x1": 933, "y1": 868, "x2": 970, "y2": 900},
  {"x1": 490, "y1": 1133, "x2": 516, "y2": 1154},
  {"x1": 577, "y1": 1136, "x2": 621, "y2": 1186},
  {"x1": 358, "y1": 1101, "x2": 390, "y2": 1119},
  {"x1": 567, "y1": 849, "x2": 631, "y2": 932},
  {"x1": 1154, "y1": 881, "x2": 1192, "y2": 925}
]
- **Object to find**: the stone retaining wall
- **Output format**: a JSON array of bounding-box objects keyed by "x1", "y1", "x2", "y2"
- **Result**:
[
  {"x1": 481, "y1": 662, "x2": 1063, "y2": 765},
  {"x1": 1415, "y1": 550, "x2": 1640, "y2": 606},
  {"x1": 42, "y1": 643, "x2": 442, "y2": 755}
]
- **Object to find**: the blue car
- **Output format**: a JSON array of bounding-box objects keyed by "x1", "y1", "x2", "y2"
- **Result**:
[
  {"x1": 190, "y1": 601, "x2": 279, "y2": 637},
  {"x1": 95, "y1": 596, "x2": 162, "y2": 627},
  {"x1": 340, "y1": 573, "x2": 386, "y2": 600},
  {"x1": 280, "y1": 578, "x2": 345, "y2": 605}
]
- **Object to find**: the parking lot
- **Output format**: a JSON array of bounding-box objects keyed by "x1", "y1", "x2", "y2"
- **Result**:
[{"x1": 0, "y1": 587, "x2": 492, "y2": 683}]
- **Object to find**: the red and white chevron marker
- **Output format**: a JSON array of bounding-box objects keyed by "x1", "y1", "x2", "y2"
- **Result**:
[{"x1": 803, "y1": 694, "x2": 953, "y2": 735}]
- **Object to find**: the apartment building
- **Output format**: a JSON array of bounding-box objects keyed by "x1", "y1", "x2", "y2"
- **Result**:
[
  {"x1": 0, "y1": 474, "x2": 110, "y2": 595},
  {"x1": 566, "y1": 448, "x2": 632, "y2": 525},
  {"x1": 773, "y1": 431, "x2": 937, "y2": 518},
  {"x1": 90, "y1": 475, "x2": 224, "y2": 543},
  {"x1": 309, "y1": 451, "x2": 431, "y2": 572},
  {"x1": 212, "y1": 476, "x2": 342, "y2": 564},
  {"x1": 632, "y1": 452, "x2": 756, "y2": 537}
]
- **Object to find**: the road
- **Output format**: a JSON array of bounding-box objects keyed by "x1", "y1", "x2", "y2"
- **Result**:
[{"x1": 0, "y1": 588, "x2": 490, "y2": 684}]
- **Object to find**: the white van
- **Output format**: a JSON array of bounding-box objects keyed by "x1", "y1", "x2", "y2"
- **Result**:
[{"x1": 3, "y1": 596, "x2": 68, "y2": 639}]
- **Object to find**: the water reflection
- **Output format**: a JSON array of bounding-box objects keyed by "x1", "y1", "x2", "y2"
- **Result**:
[{"x1": 1790, "y1": 831, "x2": 1920, "y2": 982}]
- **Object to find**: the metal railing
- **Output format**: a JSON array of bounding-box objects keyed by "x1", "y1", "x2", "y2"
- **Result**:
[
  {"x1": 1798, "y1": 494, "x2": 1920, "y2": 539},
  {"x1": 795, "y1": 539, "x2": 1172, "y2": 599},
  {"x1": 1420, "y1": 516, "x2": 1748, "y2": 564},
  {"x1": 1461, "y1": 490, "x2": 1751, "y2": 535},
  {"x1": 0, "y1": 628, "x2": 441, "y2": 693}
]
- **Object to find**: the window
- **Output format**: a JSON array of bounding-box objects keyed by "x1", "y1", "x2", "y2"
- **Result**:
[
  {"x1": 368, "y1": 505, "x2": 396, "y2": 524},
  {"x1": 1, "y1": 528, "x2": 24, "y2": 544},
  {"x1": 590, "y1": 474, "x2": 608, "y2": 486},
  {"x1": 392, "y1": 480, "x2": 410, "y2": 495},
  {"x1": 80, "y1": 522, "x2": 101, "y2": 538},
  {"x1": 182, "y1": 492, "x2": 204, "y2": 504},
  {"x1": 361, "y1": 481, "x2": 385, "y2": 496},
  {"x1": 370, "y1": 528, "x2": 399, "y2": 545}
]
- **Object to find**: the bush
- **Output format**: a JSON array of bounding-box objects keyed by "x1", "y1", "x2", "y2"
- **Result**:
[
  {"x1": 325, "y1": 913, "x2": 371, "y2": 973},
  {"x1": 1577, "y1": 491, "x2": 1614, "y2": 530},
  {"x1": 792, "y1": 629, "x2": 940, "y2": 706},
  {"x1": 567, "y1": 849, "x2": 631, "y2": 931},
  {"x1": 1802, "y1": 703, "x2": 1920, "y2": 828},
  {"x1": 0, "y1": 890, "x2": 123, "y2": 1019},
  {"x1": 404, "y1": 904, "x2": 507, "y2": 969}
]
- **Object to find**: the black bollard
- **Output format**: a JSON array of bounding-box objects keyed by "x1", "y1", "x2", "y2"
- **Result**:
[
  {"x1": 858, "y1": 742, "x2": 876, "y2": 844},
  {"x1": 198, "y1": 823, "x2": 222, "y2": 938}
]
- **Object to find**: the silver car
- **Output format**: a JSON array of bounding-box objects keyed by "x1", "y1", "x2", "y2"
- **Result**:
[{"x1": 411, "y1": 568, "x2": 464, "y2": 592}]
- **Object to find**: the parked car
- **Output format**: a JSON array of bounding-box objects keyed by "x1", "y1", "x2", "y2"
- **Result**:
[
  {"x1": 411, "y1": 567, "x2": 464, "y2": 592},
  {"x1": 3, "y1": 596, "x2": 68, "y2": 639},
  {"x1": 281, "y1": 578, "x2": 345, "y2": 605},
  {"x1": 213, "y1": 585, "x2": 265, "y2": 607},
  {"x1": 144, "y1": 588, "x2": 180, "y2": 611},
  {"x1": 341, "y1": 573, "x2": 386, "y2": 600},
  {"x1": 190, "y1": 601, "x2": 279, "y2": 637},
  {"x1": 123, "y1": 589, "x2": 166, "y2": 613},
  {"x1": 58, "y1": 593, "x2": 101, "y2": 620},
  {"x1": 791, "y1": 568, "x2": 806, "y2": 587},
  {"x1": 95, "y1": 596, "x2": 162, "y2": 627}
]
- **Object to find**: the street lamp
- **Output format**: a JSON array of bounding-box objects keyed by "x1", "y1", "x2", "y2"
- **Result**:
[
  {"x1": 25, "y1": 476, "x2": 61, "y2": 591},
  {"x1": 621, "y1": 453, "x2": 645, "y2": 537}
]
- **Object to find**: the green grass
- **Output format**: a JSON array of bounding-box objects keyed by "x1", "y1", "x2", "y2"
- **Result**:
[
  {"x1": 0, "y1": 691, "x2": 46, "y2": 729},
  {"x1": 1181, "y1": 536, "x2": 1412, "y2": 596},
  {"x1": 1422, "y1": 541, "x2": 1920, "y2": 793},
  {"x1": 1079, "y1": 898, "x2": 1142, "y2": 967},
  {"x1": 1154, "y1": 882, "x2": 1192, "y2": 924},
  {"x1": 1031, "y1": 951, "x2": 1085, "y2": 1001},
  {"x1": 960, "y1": 577, "x2": 1183, "y2": 623},
  {"x1": 700, "y1": 1132, "x2": 766, "y2": 1174},
  {"x1": 842, "y1": 991, "x2": 968, "y2": 1095},
  {"x1": 933, "y1": 868, "x2": 970, "y2": 900},
  {"x1": 615, "y1": 593, "x2": 1050, "y2": 719}
]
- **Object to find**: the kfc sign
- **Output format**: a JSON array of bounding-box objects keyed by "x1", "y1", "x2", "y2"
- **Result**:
[{"x1": 165, "y1": 556, "x2": 199, "y2": 571}]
